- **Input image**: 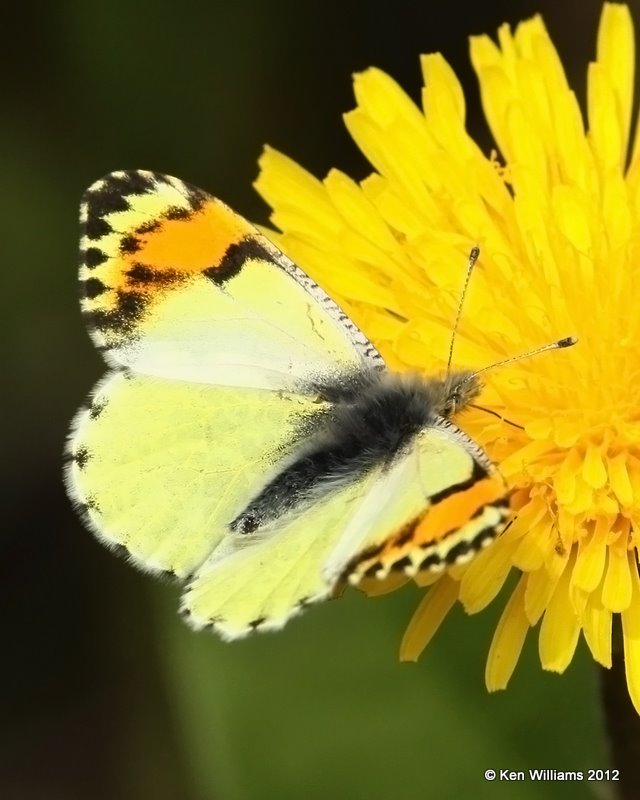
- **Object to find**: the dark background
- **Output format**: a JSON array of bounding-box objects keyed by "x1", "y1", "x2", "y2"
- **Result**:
[{"x1": 4, "y1": 1, "x2": 628, "y2": 798}]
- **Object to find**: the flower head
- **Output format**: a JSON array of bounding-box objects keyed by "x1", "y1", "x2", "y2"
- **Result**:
[{"x1": 255, "y1": 4, "x2": 640, "y2": 712}]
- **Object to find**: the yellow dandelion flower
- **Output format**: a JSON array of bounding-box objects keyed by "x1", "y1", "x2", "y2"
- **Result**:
[{"x1": 255, "y1": 4, "x2": 640, "y2": 713}]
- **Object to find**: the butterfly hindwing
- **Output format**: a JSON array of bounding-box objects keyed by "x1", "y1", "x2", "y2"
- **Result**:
[
  {"x1": 182, "y1": 467, "x2": 387, "y2": 638},
  {"x1": 178, "y1": 418, "x2": 511, "y2": 640},
  {"x1": 181, "y1": 432, "x2": 445, "y2": 637},
  {"x1": 65, "y1": 372, "x2": 333, "y2": 578}
]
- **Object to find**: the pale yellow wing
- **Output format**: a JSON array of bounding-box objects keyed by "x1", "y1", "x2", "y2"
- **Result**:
[
  {"x1": 182, "y1": 465, "x2": 388, "y2": 638},
  {"x1": 65, "y1": 372, "x2": 331, "y2": 578},
  {"x1": 180, "y1": 440, "x2": 445, "y2": 638}
]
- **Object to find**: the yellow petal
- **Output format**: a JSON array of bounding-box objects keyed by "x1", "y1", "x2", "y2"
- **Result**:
[
  {"x1": 358, "y1": 573, "x2": 409, "y2": 597},
  {"x1": 267, "y1": 235, "x2": 399, "y2": 310},
  {"x1": 324, "y1": 169, "x2": 400, "y2": 253},
  {"x1": 485, "y1": 575, "x2": 529, "y2": 691},
  {"x1": 553, "y1": 417, "x2": 583, "y2": 449},
  {"x1": 360, "y1": 174, "x2": 428, "y2": 240},
  {"x1": 582, "y1": 442, "x2": 608, "y2": 489},
  {"x1": 588, "y1": 62, "x2": 624, "y2": 170},
  {"x1": 602, "y1": 171, "x2": 632, "y2": 251},
  {"x1": 621, "y1": 550, "x2": 640, "y2": 715},
  {"x1": 596, "y1": 2, "x2": 635, "y2": 163},
  {"x1": 413, "y1": 570, "x2": 444, "y2": 589},
  {"x1": 571, "y1": 531, "x2": 607, "y2": 592},
  {"x1": 553, "y1": 91, "x2": 595, "y2": 196},
  {"x1": 512, "y1": 520, "x2": 552, "y2": 572},
  {"x1": 608, "y1": 452, "x2": 634, "y2": 508},
  {"x1": 581, "y1": 595, "x2": 612, "y2": 668},
  {"x1": 518, "y1": 14, "x2": 568, "y2": 95},
  {"x1": 469, "y1": 59, "x2": 513, "y2": 161},
  {"x1": 356, "y1": 306, "x2": 404, "y2": 343},
  {"x1": 507, "y1": 102, "x2": 549, "y2": 196},
  {"x1": 400, "y1": 576, "x2": 458, "y2": 662},
  {"x1": 539, "y1": 556, "x2": 581, "y2": 672},
  {"x1": 344, "y1": 110, "x2": 437, "y2": 219},
  {"x1": 602, "y1": 541, "x2": 633, "y2": 612},
  {"x1": 512, "y1": 54, "x2": 551, "y2": 141},
  {"x1": 255, "y1": 146, "x2": 340, "y2": 234},
  {"x1": 458, "y1": 536, "x2": 516, "y2": 613},
  {"x1": 499, "y1": 439, "x2": 556, "y2": 477},
  {"x1": 554, "y1": 447, "x2": 582, "y2": 504},
  {"x1": 421, "y1": 53, "x2": 472, "y2": 158},
  {"x1": 352, "y1": 68, "x2": 426, "y2": 131},
  {"x1": 544, "y1": 533, "x2": 571, "y2": 580},
  {"x1": 524, "y1": 565, "x2": 558, "y2": 625},
  {"x1": 420, "y1": 53, "x2": 465, "y2": 122},
  {"x1": 552, "y1": 185, "x2": 593, "y2": 256}
]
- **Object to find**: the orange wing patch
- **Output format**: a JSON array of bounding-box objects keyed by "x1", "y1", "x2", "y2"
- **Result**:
[
  {"x1": 78, "y1": 170, "x2": 269, "y2": 344},
  {"x1": 411, "y1": 478, "x2": 507, "y2": 544},
  {"x1": 119, "y1": 198, "x2": 252, "y2": 277},
  {"x1": 346, "y1": 475, "x2": 511, "y2": 583}
]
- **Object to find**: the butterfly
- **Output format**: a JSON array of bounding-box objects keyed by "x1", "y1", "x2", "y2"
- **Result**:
[{"x1": 65, "y1": 170, "x2": 517, "y2": 640}]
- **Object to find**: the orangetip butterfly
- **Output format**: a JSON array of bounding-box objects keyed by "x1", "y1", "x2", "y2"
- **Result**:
[{"x1": 64, "y1": 171, "x2": 575, "y2": 639}]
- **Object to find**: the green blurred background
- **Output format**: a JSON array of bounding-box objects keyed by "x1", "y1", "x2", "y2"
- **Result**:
[{"x1": 4, "y1": 1, "x2": 624, "y2": 797}]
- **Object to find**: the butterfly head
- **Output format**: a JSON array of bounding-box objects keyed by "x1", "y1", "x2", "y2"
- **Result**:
[{"x1": 434, "y1": 370, "x2": 482, "y2": 418}]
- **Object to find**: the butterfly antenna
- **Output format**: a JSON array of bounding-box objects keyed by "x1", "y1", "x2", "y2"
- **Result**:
[
  {"x1": 467, "y1": 403, "x2": 525, "y2": 430},
  {"x1": 446, "y1": 246, "x2": 480, "y2": 376},
  {"x1": 460, "y1": 336, "x2": 578, "y2": 389}
]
